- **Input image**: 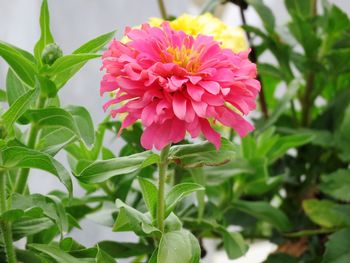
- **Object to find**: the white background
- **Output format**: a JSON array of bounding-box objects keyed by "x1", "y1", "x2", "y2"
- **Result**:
[{"x1": 0, "y1": 0, "x2": 349, "y2": 262}]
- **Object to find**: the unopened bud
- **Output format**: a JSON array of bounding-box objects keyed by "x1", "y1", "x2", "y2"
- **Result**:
[{"x1": 41, "y1": 43, "x2": 63, "y2": 65}]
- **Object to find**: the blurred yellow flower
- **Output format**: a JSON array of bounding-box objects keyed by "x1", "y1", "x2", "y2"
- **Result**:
[{"x1": 149, "y1": 13, "x2": 248, "y2": 53}]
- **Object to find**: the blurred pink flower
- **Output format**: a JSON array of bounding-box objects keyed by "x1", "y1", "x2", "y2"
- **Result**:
[{"x1": 101, "y1": 23, "x2": 260, "y2": 150}]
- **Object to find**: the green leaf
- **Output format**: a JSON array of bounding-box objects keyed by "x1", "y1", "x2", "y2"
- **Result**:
[
  {"x1": 288, "y1": 15, "x2": 320, "y2": 57},
  {"x1": 66, "y1": 106, "x2": 95, "y2": 146},
  {"x1": 258, "y1": 63, "x2": 284, "y2": 79},
  {"x1": 322, "y1": 228, "x2": 350, "y2": 263},
  {"x1": 45, "y1": 54, "x2": 100, "y2": 76},
  {"x1": 34, "y1": 0, "x2": 54, "y2": 64},
  {"x1": 96, "y1": 246, "x2": 115, "y2": 263},
  {"x1": 77, "y1": 151, "x2": 158, "y2": 184},
  {"x1": 246, "y1": 0, "x2": 275, "y2": 33},
  {"x1": 157, "y1": 230, "x2": 200, "y2": 263},
  {"x1": 169, "y1": 138, "x2": 237, "y2": 168},
  {"x1": 45, "y1": 54, "x2": 100, "y2": 88},
  {"x1": 303, "y1": 199, "x2": 350, "y2": 228},
  {"x1": 326, "y1": 48, "x2": 350, "y2": 74},
  {"x1": 164, "y1": 212, "x2": 182, "y2": 232},
  {"x1": 0, "y1": 89, "x2": 6, "y2": 102},
  {"x1": 138, "y1": 177, "x2": 158, "y2": 220},
  {"x1": 26, "y1": 107, "x2": 92, "y2": 145},
  {"x1": 6, "y1": 69, "x2": 30, "y2": 105},
  {"x1": 320, "y1": 169, "x2": 350, "y2": 202},
  {"x1": 217, "y1": 228, "x2": 248, "y2": 260},
  {"x1": 267, "y1": 133, "x2": 314, "y2": 163},
  {"x1": 28, "y1": 244, "x2": 94, "y2": 263},
  {"x1": 2, "y1": 146, "x2": 73, "y2": 196},
  {"x1": 335, "y1": 104, "x2": 350, "y2": 161},
  {"x1": 259, "y1": 80, "x2": 301, "y2": 131},
  {"x1": 2, "y1": 81, "x2": 39, "y2": 129},
  {"x1": 12, "y1": 217, "x2": 54, "y2": 240},
  {"x1": 233, "y1": 200, "x2": 292, "y2": 232},
  {"x1": 98, "y1": 241, "x2": 151, "y2": 259},
  {"x1": 285, "y1": 0, "x2": 313, "y2": 18},
  {"x1": 47, "y1": 195, "x2": 69, "y2": 234},
  {"x1": 148, "y1": 249, "x2": 158, "y2": 263},
  {"x1": 73, "y1": 31, "x2": 116, "y2": 54},
  {"x1": 165, "y1": 183, "x2": 204, "y2": 218},
  {"x1": 37, "y1": 127, "x2": 76, "y2": 156},
  {"x1": 244, "y1": 174, "x2": 284, "y2": 195},
  {"x1": 265, "y1": 253, "x2": 299, "y2": 263},
  {"x1": 49, "y1": 31, "x2": 114, "y2": 89},
  {"x1": 0, "y1": 41, "x2": 37, "y2": 86},
  {"x1": 16, "y1": 249, "x2": 45, "y2": 263},
  {"x1": 113, "y1": 199, "x2": 160, "y2": 237},
  {"x1": 9, "y1": 193, "x2": 68, "y2": 234},
  {"x1": 189, "y1": 168, "x2": 206, "y2": 220}
]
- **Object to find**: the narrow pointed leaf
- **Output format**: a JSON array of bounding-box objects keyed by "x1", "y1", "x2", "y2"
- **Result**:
[
  {"x1": 233, "y1": 200, "x2": 292, "y2": 232},
  {"x1": 169, "y1": 138, "x2": 237, "y2": 168},
  {"x1": 66, "y1": 105, "x2": 95, "y2": 146},
  {"x1": 77, "y1": 152, "x2": 158, "y2": 184},
  {"x1": 34, "y1": 0, "x2": 54, "y2": 63},
  {"x1": 138, "y1": 177, "x2": 158, "y2": 220},
  {"x1": 2, "y1": 146, "x2": 73, "y2": 196},
  {"x1": 73, "y1": 30, "x2": 116, "y2": 54},
  {"x1": 165, "y1": 183, "x2": 204, "y2": 218},
  {"x1": 2, "y1": 80, "x2": 39, "y2": 128},
  {"x1": 0, "y1": 41, "x2": 37, "y2": 86}
]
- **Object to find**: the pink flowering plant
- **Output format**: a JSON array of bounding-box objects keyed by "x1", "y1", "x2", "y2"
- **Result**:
[{"x1": 0, "y1": 0, "x2": 350, "y2": 262}]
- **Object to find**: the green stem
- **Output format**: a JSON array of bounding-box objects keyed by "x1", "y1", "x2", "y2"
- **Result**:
[
  {"x1": 301, "y1": 0, "x2": 318, "y2": 127},
  {"x1": 157, "y1": 0, "x2": 167, "y2": 20},
  {"x1": 0, "y1": 170, "x2": 17, "y2": 263},
  {"x1": 157, "y1": 145, "x2": 170, "y2": 232},
  {"x1": 14, "y1": 124, "x2": 38, "y2": 193},
  {"x1": 15, "y1": 96, "x2": 46, "y2": 194}
]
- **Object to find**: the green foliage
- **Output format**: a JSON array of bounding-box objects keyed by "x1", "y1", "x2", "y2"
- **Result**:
[
  {"x1": 322, "y1": 228, "x2": 350, "y2": 263},
  {"x1": 0, "y1": 0, "x2": 349, "y2": 262},
  {"x1": 233, "y1": 200, "x2": 291, "y2": 232},
  {"x1": 157, "y1": 230, "x2": 200, "y2": 263}
]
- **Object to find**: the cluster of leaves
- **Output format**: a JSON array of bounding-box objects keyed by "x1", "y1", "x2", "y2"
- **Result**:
[
  {"x1": 0, "y1": 0, "x2": 349, "y2": 262},
  {"x1": 235, "y1": 0, "x2": 350, "y2": 262}
]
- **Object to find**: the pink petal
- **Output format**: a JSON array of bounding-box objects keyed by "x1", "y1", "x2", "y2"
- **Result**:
[
  {"x1": 191, "y1": 100, "x2": 208, "y2": 118},
  {"x1": 199, "y1": 118, "x2": 221, "y2": 150},
  {"x1": 100, "y1": 74, "x2": 118, "y2": 95},
  {"x1": 141, "y1": 103, "x2": 157, "y2": 126},
  {"x1": 172, "y1": 93, "x2": 187, "y2": 120},
  {"x1": 141, "y1": 124, "x2": 158, "y2": 150},
  {"x1": 187, "y1": 75, "x2": 202, "y2": 84},
  {"x1": 199, "y1": 81, "x2": 221, "y2": 95},
  {"x1": 202, "y1": 93, "x2": 225, "y2": 106},
  {"x1": 217, "y1": 107, "x2": 254, "y2": 137},
  {"x1": 168, "y1": 76, "x2": 188, "y2": 91},
  {"x1": 187, "y1": 83, "x2": 204, "y2": 101}
]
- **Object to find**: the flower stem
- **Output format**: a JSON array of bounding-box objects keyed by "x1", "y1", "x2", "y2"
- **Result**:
[
  {"x1": 0, "y1": 170, "x2": 17, "y2": 263},
  {"x1": 14, "y1": 124, "x2": 38, "y2": 193},
  {"x1": 157, "y1": 0, "x2": 168, "y2": 20},
  {"x1": 15, "y1": 96, "x2": 46, "y2": 194},
  {"x1": 157, "y1": 145, "x2": 170, "y2": 232}
]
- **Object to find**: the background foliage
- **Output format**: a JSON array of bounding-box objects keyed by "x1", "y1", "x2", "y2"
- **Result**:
[{"x1": 0, "y1": 0, "x2": 349, "y2": 262}]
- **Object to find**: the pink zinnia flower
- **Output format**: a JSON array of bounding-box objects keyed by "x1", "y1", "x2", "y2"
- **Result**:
[{"x1": 100, "y1": 23, "x2": 260, "y2": 150}]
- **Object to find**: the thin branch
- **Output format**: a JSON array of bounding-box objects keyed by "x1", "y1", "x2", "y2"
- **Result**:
[
  {"x1": 157, "y1": 0, "x2": 167, "y2": 20},
  {"x1": 239, "y1": 5, "x2": 269, "y2": 119}
]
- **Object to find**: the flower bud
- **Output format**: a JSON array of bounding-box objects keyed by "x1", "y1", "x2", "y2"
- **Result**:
[{"x1": 41, "y1": 43, "x2": 63, "y2": 65}]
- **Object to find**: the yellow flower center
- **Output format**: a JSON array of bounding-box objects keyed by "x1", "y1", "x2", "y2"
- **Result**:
[{"x1": 166, "y1": 46, "x2": 201, "y2": 72}]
